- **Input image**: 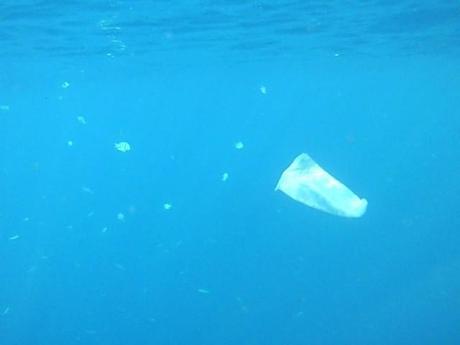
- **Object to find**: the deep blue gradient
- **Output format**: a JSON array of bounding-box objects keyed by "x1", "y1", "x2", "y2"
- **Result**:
[{"x1": 1, "y1": 1, "x2": 460, "y2": 345}]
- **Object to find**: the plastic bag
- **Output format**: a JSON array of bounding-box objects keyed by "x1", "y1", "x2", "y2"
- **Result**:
[{"x1": 276, "y1": 153, "x2": 367, "y2": 218}]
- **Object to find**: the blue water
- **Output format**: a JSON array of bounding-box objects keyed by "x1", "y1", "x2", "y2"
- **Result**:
[{"x1": 1, "y1": 1, "x2": 460, "y2": 344}]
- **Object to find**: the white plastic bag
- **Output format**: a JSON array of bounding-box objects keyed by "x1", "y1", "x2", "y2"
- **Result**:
[{"x1": 276, "y1": 153, "x2": 367, "y2": 218}]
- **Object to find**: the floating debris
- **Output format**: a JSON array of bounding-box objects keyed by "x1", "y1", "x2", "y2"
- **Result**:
[
  {"x1": 197, "y1": 288, "x2": 210, "y2": 294},
  {"x1": 259, "y1": 85, "x2": 267, "y2": 94},
  {"x1": 163, "y1": 203, "x2": 172, "y2": 210},
  {"x1": 77, "y1": 116, "x2": 87, "y2": 125},
  {"x1": 114, "y1": 141, "x2": 131, "y2": 152},
  {"x1": 8, "y1": 235, "x2": 20, "y2": 240},
  {"x1": 81, "y1": 186, "x2": 94, "y2": 194},
  {"x1": 276, "y1": 153, "x2": 367, "y2": 218},
  {"x1": 117, "y1": 212, "x2": 125, "y2": 221},
  {"x1": 114, "y1": 263, "x2": 125, "y2": 271},
  {"x1": 0, "y1": 105, "x2": 10, "y2": 111},
  {"x1": 2, "y1": 307, "x2": 9, "y2": 316},
  {"x1": 61, "y1": 81, "x2": 70, "y2": 89},
  {"x1": 98, "y1": 19, "x2": 121, "y2": 32},
  {"x1": 294, "y1": 311, "x2": 304, "y2": 318},
  {"x1": 234, "y1": 141, "x2": 244, "y2": 150},
  {"x1": 221, "y1": 172, "x2": 229, "y2": 182},
  {"x1": 67, "y1": 140, "x2": 73, "y2": 147}
]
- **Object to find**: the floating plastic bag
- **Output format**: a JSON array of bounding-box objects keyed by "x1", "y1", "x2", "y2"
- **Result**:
[{"x1": 276, "y1": 153, "x2": 367, "y2": 218}]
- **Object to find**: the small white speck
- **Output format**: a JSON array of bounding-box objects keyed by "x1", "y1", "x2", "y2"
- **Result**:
[
  {"x1": 61, "y1": 81, "x2": 70, "y2": 89},
  {"x1": 163, "y1": 203, "x2": 172, "y2": 210},
  {"x1": 0, "y1": 105, "x2": 10, "y2": 111},
  {"x1": 77, "y1": 116, "x2": 87, "y2": 125},
  {"x1": 234, "y1": 141, "x2": 244, "y2": 150},
  {"x1": 101, "y1": 226, "x2": 108, "y2": 233},
  {"x1": 197, "y1": 288, "x2": 210, "y2": 294},
  {"x1": 114, "y1": 263, "x2": 125, "y2": 271},
  {"x1": 114, "y1": 141, "x2": 131, "y2": 152},
  {"x1": 259, "y1": 85, "x2": 267, "y2": 94},
  {"x1": 8, "y1": 235, "x2": 20, "y2": 240},
  {"x1": 294, "y1": 311, "x2": 304, "y2": 318},
  {"x1": 67, "y1": 140, "x2": 73, "y2": 147},
  {"x1": 221, "y1": 172, "x2": 229, "y2": 182},
  {"x1": 117, "y1": 212, "x2": 125, "y2": 221},
  {"x1": 81, "y1": 186, "x2": 94, "y2": 194}
]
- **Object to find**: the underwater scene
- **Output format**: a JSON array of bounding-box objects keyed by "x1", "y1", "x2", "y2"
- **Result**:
[{"x1": 1, "y1": 1, "x2": 460, "y2": 344}]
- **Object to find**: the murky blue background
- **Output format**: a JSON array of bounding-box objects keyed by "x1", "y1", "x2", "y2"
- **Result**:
[{"x1": 1, "y1": 1, "x2": 460, "y2": 344}]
